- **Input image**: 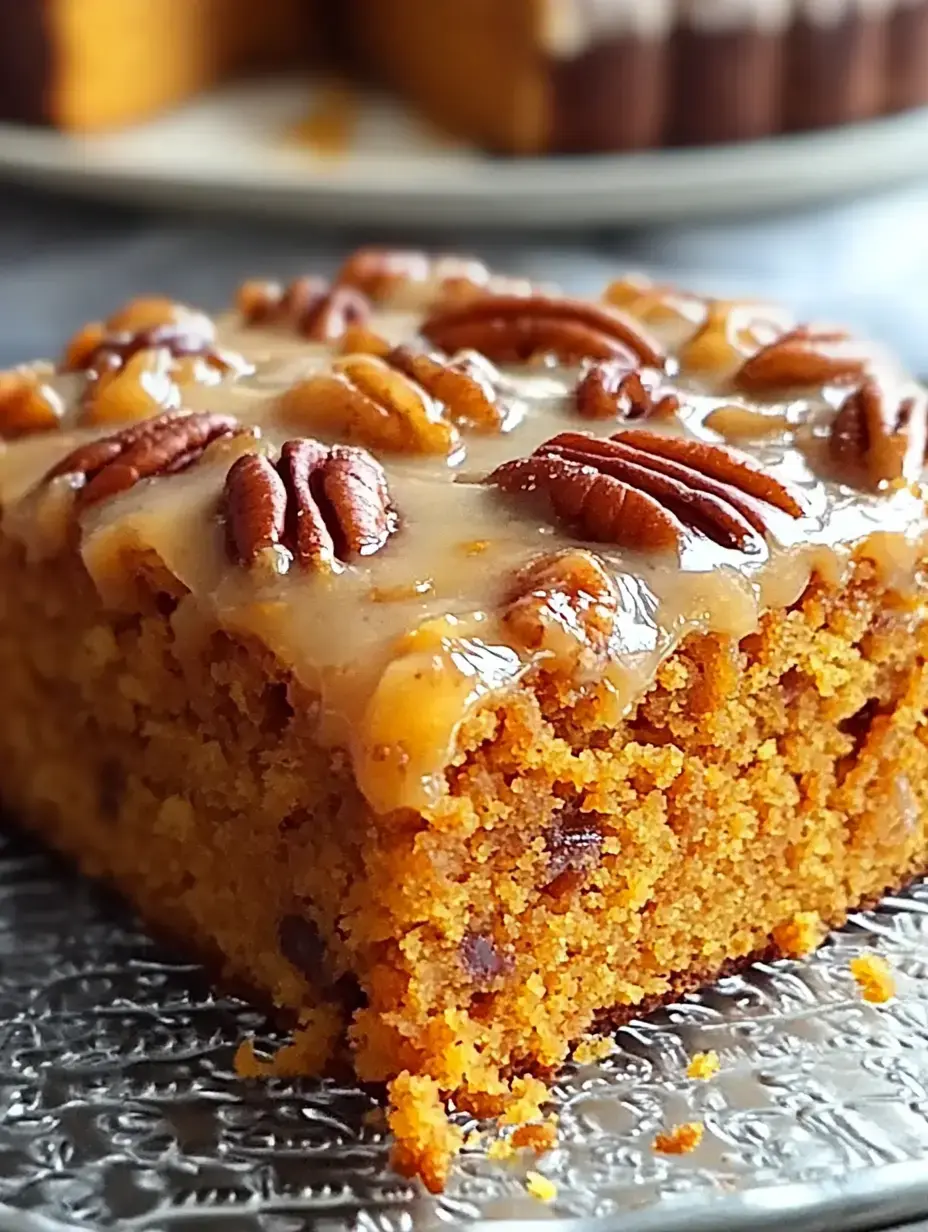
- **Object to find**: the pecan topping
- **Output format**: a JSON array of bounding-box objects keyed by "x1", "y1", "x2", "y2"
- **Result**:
[
  {"x1": 334, "y1": 247, "x2": 494, "y2": 307},
  {"x1": 603, "y1": 274, "x2": 706, "y2": 328},
  {"x1": 340, "y1": 330, "x2": 509, "y2": 432},
  {"x1": 735, "y1": 325, "x2": 877, "y2": 393},
  {"x1": 421, "y1": 294, "x2": 665, "y2": 367},
  {"x1": 488, "y1": 430, "x2": 804, "y2": 554},
  {"x1": 73, "y1": 322, "x2": 246, "y2": 381},
  {"x1": 43, "y1": 410, "x2": 243, "y2": 509},
  {"x1": 0, "y1": 368, "x2": 62, "y2": 438},
  {"x1": 829, "y1": 377, "x2": 928, "y2": 486},
  {"x1": 504, "y1": 549, "x2": 618, "y2": 677},
  {"x1": 576, "y1": 360, "x2": 680, "y2": 422},
  {"x1": 278, "y1": 354, "x2": 461, "y2": 456},
  {"x1": 679, "y1": 301, "x2": 795, "y2": 378},
  {"x1": 224, "y1": 438, "x2": 397, "y2": 572},
  {"x1": 62, "y1": 305, "x2": 250, "y2": 428},
  {"x1": 236, "y1": 276, "x2": 371, "y2": 341}
]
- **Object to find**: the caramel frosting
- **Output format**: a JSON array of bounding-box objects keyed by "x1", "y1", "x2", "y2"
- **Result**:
[{"x1": 1, "y1": 250, "x2": 926, "y2": 817}]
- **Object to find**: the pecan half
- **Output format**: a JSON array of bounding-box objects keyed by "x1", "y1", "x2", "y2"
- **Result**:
[
  {"x1": 735, "y1": 325, "x2": 877, "y2": 393},
  {"x1": 829, "y1": 377, "x2": 928, "y2": 486},
  {"x1": 340, "y1": 330, "x2": 509, "y2": 432},
  {"x1": 224, "y1": 438, "x2": 396, "y2": 571},
  {"x1": 0, "y1": 368, "x2": 62, "y2": 438},
  {"x1": 62, "y1": 299, "x2": 220, "y2": 371},
  {"x1": 63, "y1": 312, "x2": 251, "y2": 428},
  {"x1": 334, "y1": 247, "x2": 494, "y2": 307},
  {"x1": 278, "y1": 354, "x2": 461, "y2": 456},
  {"x1": 421, "y1": 294, "x2": 665, "y2": 367},
  {"x1": 73, "y1": 322, "x2": 247, "y2": 380},
  {"x1": 42, "y1": 410, "x2": 243, "y2": 509},
  {"x1": 487, "y1": 429, "x2": 804, "y2": 554},
  {"x1": 576, "y1": 360, "x2": 680, "y2": 422},
  {"x1": 504, "y1": 549, "x2": 618, "y2": 677},
  {"x1": 236, "y1": 275, "x2": 371, "y2": 341}
]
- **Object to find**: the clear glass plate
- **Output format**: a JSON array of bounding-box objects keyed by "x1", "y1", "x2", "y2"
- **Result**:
[{"x1": 2, "y1": 827, "x2": 928, "y2": 1232}]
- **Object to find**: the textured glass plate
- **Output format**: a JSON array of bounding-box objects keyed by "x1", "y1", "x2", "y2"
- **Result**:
[{"x1": 2, "y1": 828, "x2": 928, "y2": 1232}]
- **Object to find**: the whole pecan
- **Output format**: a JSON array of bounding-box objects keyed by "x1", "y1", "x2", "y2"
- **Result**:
[
  {"x1": 503, "y1": 548, "x2": 619, "y2": 678},
  {"x1": 43, "y1": 410, "x2": 243, "y2": 509},
  {"x1": 421, "y1": 294, "x2": 665, "y2": 367},
  {"x1": 278, "y1": 354, "x2": 461, "y2": 456},
  {"x1": 735, "y1": 325, "x2": 877, "y2": 393},
  {"x1": 384, "y1": 345, "x2": 506, "y2": 432},
  {"x1": 224, "y1": 438, "x2": 397, "y2": 571},
  {"x1": 487, "y1": 429, "x2": 805, "y2": 555},
  {"x1": 829, "y1": 377, "x2": 928, "y2": 486},
  {"x1": 576, "y1": 360, "x2": 680, "y2": 422},
  {"x1": 236, "y1": 275, "x2": 371, "y2": 342}
]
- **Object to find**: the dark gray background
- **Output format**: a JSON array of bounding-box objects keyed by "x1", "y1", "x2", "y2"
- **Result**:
[{"x1": 0, "y1": 179, "x2": 926, "y2": 374}]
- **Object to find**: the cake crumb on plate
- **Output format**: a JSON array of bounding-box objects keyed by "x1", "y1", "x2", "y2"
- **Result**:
[
  {"x1": 686, "y1": 1050, "x2": 720, "y2": 1080},
  {"x1": 653, "y1": 1122, "x2": 704, "y2": 1155},
  {"x1": 525, "y1": 1171, "x2": 557, "y2": 1203},
  {"x1": 850, "y1": 953, "x2": 896, "y2": 1003}
]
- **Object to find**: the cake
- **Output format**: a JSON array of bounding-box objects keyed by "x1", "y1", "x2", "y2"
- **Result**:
[
  {"x1": 1, "y1": 250, "x2": 927, "y2": 1192},
  {"x1": 1, "y1": 0, "x2": 927, "y2": 149}
]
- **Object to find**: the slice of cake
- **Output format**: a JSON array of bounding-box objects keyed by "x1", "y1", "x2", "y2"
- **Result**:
[
  {"x1": 1, "y1": 251, "x2": 927, "y2": 1191},
  {"x1": 1, "y1": 0, "x2": 927, "y2": 147},
  {"x1": 0, "y1": 0, "x2": 315, "y2": 130}
]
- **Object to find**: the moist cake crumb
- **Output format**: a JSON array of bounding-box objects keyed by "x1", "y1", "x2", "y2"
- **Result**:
[
  {"x1": 686, "y1": 1051, "x2": 720, "y2": 1080},
  {"x1": 511, "y1": 1119, "x2": 558, "y2": 1156},
  {"x1": 850, "y1": 953, "x2": 896, "y2": 1003},
  {"x1": 653, "y1": 1122, "x2": 705, "y2": 1155},
  {"x1": 499, "y1": 1077, "x2": 548, "y2": 1127},
  {"x1": 388, "y1": 1073, "x2": 464, "y2": 1194},
  {"x1": 1, "y1": 251, "x2": 927, "y2": 1193}
]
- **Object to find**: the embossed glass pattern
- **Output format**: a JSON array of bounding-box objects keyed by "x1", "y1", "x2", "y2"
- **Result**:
[{"x1": 1, "y1": 829, "x2": 928, "y2": 1231}]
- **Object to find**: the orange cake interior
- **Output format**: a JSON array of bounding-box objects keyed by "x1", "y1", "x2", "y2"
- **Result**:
[{"x1": 0, "y1": 254, "x2": 927, "y2": 1190}]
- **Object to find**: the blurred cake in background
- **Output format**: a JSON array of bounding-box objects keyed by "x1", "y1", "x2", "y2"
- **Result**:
[{"x1": 1, "y1": 0, "x2": 926, "y2": 152}]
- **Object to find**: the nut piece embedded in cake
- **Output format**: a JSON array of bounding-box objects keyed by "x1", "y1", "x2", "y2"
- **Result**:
[
  {"x1": 223, "y1": 438, "x2": 397, "y2": 572},
  {"x1": 422, "y1": 293, "x2": 665, "y2": 366},
  {"x1": 41, "y1": 409, "x2": 244, "y2": 511},
  {"x1": 487, "y1": 429, "x2": 804, "y2": 553},
  {"x1": 829, "y1": 377, "x2": 928, "y2": 487}
]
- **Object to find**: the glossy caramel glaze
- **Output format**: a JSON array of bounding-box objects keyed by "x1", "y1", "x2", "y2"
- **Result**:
[{"x1": 1, "y1": 259, "x2": 925, "y2": 816}]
